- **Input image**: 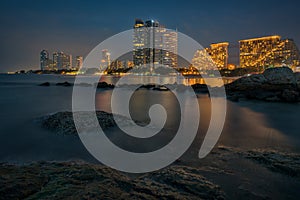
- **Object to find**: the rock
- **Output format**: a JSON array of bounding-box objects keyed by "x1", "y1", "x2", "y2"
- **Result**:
[
  {"x1": 249, "y1": 74, "x2": 267, "y2": 83},
  {"x1": 263, "y1": 67, "x2": 295, "y2": 85},
  {"x1": 140, "y1": 84, "x2": 156, "y2": 89},
  {"x1": 244, "y1": 89, "x2": 279, "y2": 100},
  {"x1": 152, "y1": 85, "x2": 169, "y2": 91},
  {"x1": 40, "y1": 111, "x2": 135, "y2": 135},
  {"x1": 295, "y1": 72, "x2": 300, "y2": 88},
  {"x1": 243, "y1": 149, "x2": 300, "y2": 177},
  {"x1": 280, "y1": 89, "x2": 300, "y2": 102},
  {"x1": 265, "y1": 96, "x2": 281, "y2": 102},
  {"x1": 226, "y1": 76, "x2": 262, "y2": 91},
  {"x1": 38, "y1": 82, "x2": 50, "y2": 86},
  {"x1": 96, "y1": 82, "x2": 114, "y2": 89},
  {"x1": 56, "y1": 81, "x2": 73, "y2": 87},
  {"x1": 226, "y1": 67, "x2": 300, "y2": 103},
  {"x1": 0, "y1": 162, "x2": 225, "y2": 199},
  {"x1": 191, "y1": 83, "x2": 209, "y2": 93}
]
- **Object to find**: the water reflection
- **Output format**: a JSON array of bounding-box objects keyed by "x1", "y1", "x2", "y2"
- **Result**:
[
  {"x1": 95, "y1": 89, "x2": 297, "y2": 153},
  {"x1": 99, "y1": 75, "x2": 236, "y2": 87}
]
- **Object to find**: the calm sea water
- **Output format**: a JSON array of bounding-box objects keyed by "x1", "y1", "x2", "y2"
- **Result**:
[{"x1": 0, "y1": 74, "x2": 300, "y2": 163}]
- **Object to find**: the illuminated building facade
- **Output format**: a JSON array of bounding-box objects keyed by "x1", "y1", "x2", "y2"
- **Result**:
[
  {"x1": 133, "y1": 19, "x2": 145, "y2": 66},
  {"x1": 192, "y1": 42, "x2": 228, "y2": 71},
  {"x1": 40, "y1": 49, "x2": 51, "y2": 70},
  {"x1": 133, "y1": 19, "x2": 177, "y2": 68},
  {"x1": 205, "y1": 42, "x2": 229, "y2": 70},
  {"x1": 100, "y1": 49, "x2": 111, "y2": 70},
  {"x1": 192, "y1": 49, "x2": 215, "y2": 71},
  {"x1": 75, "y1": 56, "x2": 83, "y2": 69},
  {"x1": 53, "y1": 51, "x2": 72, "y2": 70},
  {"x1": 239, "y1": 35, "x2": 300, "y2": 70}
]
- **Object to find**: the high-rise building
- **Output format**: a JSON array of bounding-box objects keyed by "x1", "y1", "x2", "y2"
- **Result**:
[
  {"x1": 40, "y1": 50, "x2": 51, "y2": 70},
  {"x1": 239, "y1": 35, "x2": 300, "y2": 70},
  {"x1": 75, "y1": 56, "x2": 83, "y2": 69},
  {"x1": 100, "y1": 49, "x2": 111, "y2": 70},
  {"x1": 133, "y1": 19, "x2": 146, "y2": 66},
  {"x1": 110, "y1": 60, "x2": 124, "y2": 70},
  {"x1": 205, "y1": 42, "x2": 229, "y2": 70},
  {"x1": 133, "y1": 19, "x2": 177, "y2": 68},
  {"x1": 192, "y1": 49, "x2": 215, "y2": 71},
  {"x1": 162, "y1": 30, "x2": 178, "y2": 68},
  {"x1": 53, "y1": 51, "x2": 72, "y2": 70}
]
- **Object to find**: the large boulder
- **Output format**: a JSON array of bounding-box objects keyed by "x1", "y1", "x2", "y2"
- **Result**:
[
  {"x1": 280, "y1": 89, "x2": 300, "y2": 102},
  {"x1": 294, "y1": 72, "x2": 300, "y2": 88},
  {"x1": 226, "y1": 74, "x2": 266, "y2": 91},
  {"x1": 226, "y1": 67, "x2": 300, "y2": 102},
  {"x1": 263, "y1": 67, "x2": 295, "y2": 85}
]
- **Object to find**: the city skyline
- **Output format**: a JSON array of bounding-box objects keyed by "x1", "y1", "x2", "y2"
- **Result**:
[
  {"x1": 1, "y1": 0, "x2": 300, "y2": 72},
  {"x1": 38, "y1": 33, "x2": 300, "y2": 73}
]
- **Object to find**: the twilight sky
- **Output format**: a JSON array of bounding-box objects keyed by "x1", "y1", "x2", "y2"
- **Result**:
[{"x1": 0, "y1": 0, "x2": 300, "y2": 72}]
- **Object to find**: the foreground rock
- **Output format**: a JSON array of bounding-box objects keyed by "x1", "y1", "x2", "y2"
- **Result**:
[
  {"x1": 0, "y1": 162, "x2": 225, "y2": 199},
  {"x1": 243, "y1": 149, "x2": 300, "y2": 177},
  {"x1": 217, "y1": 146, "x2": 300, "y2": 178},
  {"x1": 226, "y1": 67, "x2": 300, "y2": 102}
]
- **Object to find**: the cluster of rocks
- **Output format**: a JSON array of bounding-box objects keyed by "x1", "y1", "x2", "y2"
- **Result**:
[
  {"x1": 39, "y1": 81, "x2": 73, "y2": 87},
  {"x1": 96, "y1": 82, "x2": 114, "y2": 89},
  {"x1": 0, "y1": 162, "x2": 225, "y2": 199},
  {"x1": 226, "y1": 67, "x2": 300, "y2": 102},
  {"x1": 38, "y1": 80, "x2": 210, "y2": 93},
  {"x1": 39, "y1": 81, "x2": 115, "y2": 89}
]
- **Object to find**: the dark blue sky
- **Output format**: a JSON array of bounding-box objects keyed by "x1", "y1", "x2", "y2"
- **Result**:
[{"x1": 1, "y1": 0, "x2": 300, "y2": 72}]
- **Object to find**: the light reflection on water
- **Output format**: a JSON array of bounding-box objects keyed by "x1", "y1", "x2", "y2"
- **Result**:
[
  {"x1": 95, "y1": 89, "x2": 295, "y2": 153},
  {"x1": 0, "y1": 74, "x2": 299, "y2": 163},
  {"x1": 98, "y1": 75, "x2": 236, "y2": 87}
]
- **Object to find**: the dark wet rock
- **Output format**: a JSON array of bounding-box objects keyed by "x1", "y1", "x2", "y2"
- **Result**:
[
  {"x1": 263, "y1": 67, "x2": 295, "y2": 85},
  {"x1": 243, "y1": 149, "x2": 300, "y2": 177},
  {"x1": 191, "y1": 83, "x2": 209, "y2": 93},
  {"x1": 96, "y1": 81, "x2": 114, "y2": 89},
  {"x1": 280, "y1": 89, "x2": 300, "y2": 102},
  {"x1": 226, "y1": 67, "x2": 300, "y2": 102},
  {"x1": 295, "y1": 72, "x2": 300, "y2": 88},
  {"x1": 40, "y1": 111, "x2": 133, "y2": 135},
  {"x1": 38, "y1": 82, "x2": 50, "y2": 86},
  {"x1": 56, "y1": 81, "x2": 73, "y2": 87},
  {"x1": 0, "y1": 162, "x2": 225, "y2": 199},
  {"x1": 265, "y1": 95, "x2": 281, "y2": 102},
  {"x1": 215, "y1": 146, "x2": 300, "y2": 178},
  {"x1": 140, "y1": 84, "x2": 156, "y2": 89}
]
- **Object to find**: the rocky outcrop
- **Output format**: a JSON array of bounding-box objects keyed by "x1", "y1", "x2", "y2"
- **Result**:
[
  {"x1": 263, "y1": 67, "x2": 296, "y2": 85},
  {"x1": 40, "y1": 111, "x2": 135, "y2": 135},
  {"x1": 226, "y1": 67, "x2": 300, "y2": 102},
  {"x1": 244, "y1": 149, "x2": 300, "y2": 177},
  {"x1": 96, "y1": 82, "x2": 114, "y2": 89},
  {"x1": 38, "y1": 82, "x2": 50, "y2": 86},
  {"x1": 56, "y1": 81, "x2": 73, "y2": 86},
  {"x1": 0, "y1": 162, "x2": 225, "y2": 200}
]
